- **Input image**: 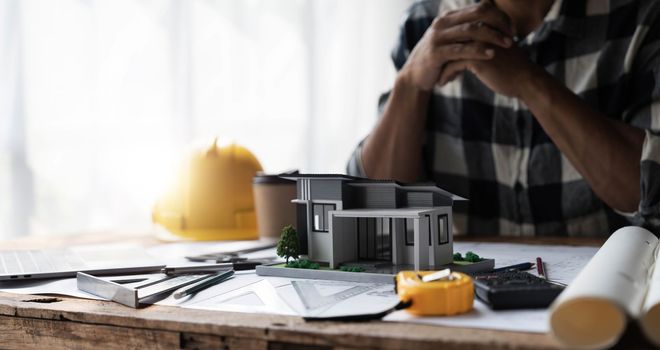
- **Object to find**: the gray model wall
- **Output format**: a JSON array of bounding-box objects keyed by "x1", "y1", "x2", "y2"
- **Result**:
[
  {"x1": 352, "y1": 186, "x2": 397, "y2": 209},
  {"x1": 330, "y1": 216, "x2": 358, "y2": 268},
  {"x1": 398, "y1": 208, "x2": 453, "y2": 267},
  {"x1": 406, "y1": 192, "x2": 433, "y2": 207},
  {"x1": 432, "y1": 193, "x2": 453, "y2": 206},
  {"x1": 310, "y1": 179, "x2": 343, "y2": 200}
]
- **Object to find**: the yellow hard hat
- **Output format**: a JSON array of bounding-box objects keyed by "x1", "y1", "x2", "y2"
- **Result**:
[{"x1": 152, "y1": 139, "x2": 263, "y2": 240}]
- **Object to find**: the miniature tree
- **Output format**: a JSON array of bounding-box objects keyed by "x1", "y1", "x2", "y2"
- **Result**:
[
  {"x1": 454, "y1": 251, "x2": 482, "y2": 262},
  {"x1": 277, "y1": 225, "x2": 299, "y2": 264},
  {"x1": 464, "y1": 251, "x2": 482, "y2": 262}
]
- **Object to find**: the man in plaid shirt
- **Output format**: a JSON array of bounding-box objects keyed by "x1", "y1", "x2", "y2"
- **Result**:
[{"x1": 347, "y1": 0, "x2": 660, "y2": 236}]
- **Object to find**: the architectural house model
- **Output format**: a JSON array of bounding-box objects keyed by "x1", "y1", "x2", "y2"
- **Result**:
[{"x1": 280, "y1": 174, "x2": 467, "y2": 271}]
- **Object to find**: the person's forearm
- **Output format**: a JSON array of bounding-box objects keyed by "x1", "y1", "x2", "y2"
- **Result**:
[
  {"x1": 361, "y1": 76, "x2": 431, "y2": 182},
  {"x1": 519, "y1": 67, "x2": 645, "y2": 212}
]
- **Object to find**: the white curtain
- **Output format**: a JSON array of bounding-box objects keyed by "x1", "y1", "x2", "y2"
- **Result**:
[{"x1": 0, "y1": 0, "x2": 413, "y2": 238}]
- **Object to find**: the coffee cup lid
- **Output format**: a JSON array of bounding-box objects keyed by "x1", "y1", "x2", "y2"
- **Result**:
[{"x1": 253, "y1": 170, "x2": 298, "y2": 185}]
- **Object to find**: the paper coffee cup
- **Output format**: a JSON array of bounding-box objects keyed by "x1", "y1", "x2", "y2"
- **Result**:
[{"x1": 253, "y1": 174, "x2": 297, "y2": 238}]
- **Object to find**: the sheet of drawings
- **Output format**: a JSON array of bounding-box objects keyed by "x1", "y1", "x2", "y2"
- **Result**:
[
  {"x1": 384, "y1": 300, "x2": 550, "y2": 333},
  {"x1": 0, "y1": 241, "x2": 599, "y2": 334},
  {"x1": 455, "y1": 242, "x2": 598, "y2": 284},
  {"x1": 159, "y1": 273, "x2": 294, "y2": 315},
  {"x1": 275, "y1": 279, "x2": 400, "y2": 318},
  {"x1": 0, "y1": 277, "x2": 101, "y2": 300},
  {"x1": 169, "y1": 275, "x2": 400, "y2": 319},
  {"x1": 177, "y1": 277, "x2": 298, "y2": 315}
]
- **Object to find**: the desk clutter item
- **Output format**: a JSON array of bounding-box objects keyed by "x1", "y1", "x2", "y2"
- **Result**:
[
  {"x1": 152, "y1": 138, "x2": 263, "y2": 241},
  {"x1": 473, "y1": 270, "x2": 564, "y2": 310},
  {"x1": 0, "y1": 244, "x2": 164, "y2": 281},
  {"x1": 173, "y1": 270, "x2": 234, "y2": 299},
  {"x1": 395, "y1": 269, "x2": 473, "y2": 316},
  {"x1": 77, "y1": 272, "x2": 210, "y2": 308},
  {"x1": 184, "y1": 240, "x2": 277, "y2": 263},
  {"x1": 253, "y1": 172, "x2": 297, "y2": 238},
  {"x1": 1, "y1": 240, "x2": 605, "y2": 335},
  {"x1": 550, "y1": 226, "x2": 660, "y2": 349},
  {"x1": 77, "y1": 267, "x2": 235, "y2": 308},
  {"x1": 177, "y1": 259, "x2": 269, "y2": 271}
]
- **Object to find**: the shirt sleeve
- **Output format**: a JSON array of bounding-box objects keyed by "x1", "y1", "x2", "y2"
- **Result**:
[
  {"x1": 639, "y1": 131, "x2": 660, "y2": 230},
  {"x1": 620, "y1": 10, "x2": 660, "y2": 233},
  {"x1": 346, "y1": 1, "x2": 436, "y2": 177}
]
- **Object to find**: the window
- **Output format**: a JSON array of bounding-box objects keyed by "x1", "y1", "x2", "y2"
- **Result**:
[
  {"x1": 404, "y1": 218, "x2": 414, "y2": 246},
  {"x1": 438, "y1": 214, "x2": 449, "y2": 245},
  {"x1": 357, "y1": 217, "x2": 392, "y2": 261},
  {"x1": 312, "y1": 203, "x2": 335, "y2": 232},
  {"x1": 376, "y1": 218, "x2": 392, "y2": 261}
]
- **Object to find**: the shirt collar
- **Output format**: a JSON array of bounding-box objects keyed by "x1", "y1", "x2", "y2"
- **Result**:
[{"x1": 526, "y1": 0, "x2": 586, "y2": 43}]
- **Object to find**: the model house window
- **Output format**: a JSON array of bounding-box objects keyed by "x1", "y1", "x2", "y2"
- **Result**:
[
  {"x1": 367, "y1": 218, "x2": 375, "y2": 257},
  {"x1": 376, "y1": 218, "x2": 392, "y2": 261},
  {"x1": 405, "y1": 218, "x2": 414, "y2": 246},
  {"x1": 438, "y1": 214, "x2": 449, "y2": 244},
  {"x1": 313, "y1": 204, "x2": 335, "y2": 232}
]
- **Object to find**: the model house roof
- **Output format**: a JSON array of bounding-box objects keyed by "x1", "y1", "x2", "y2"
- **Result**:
[
  {"x1": 332, "y1": 208, "x2": 438, "y2": 218},
  {"x1": 280, "y1": 173, "x2": 467, "y2": 201}
]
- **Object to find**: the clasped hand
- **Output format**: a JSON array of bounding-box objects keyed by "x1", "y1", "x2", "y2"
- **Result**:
[{"x1": 399, "y1": 1, "x2": 537, "y2": 98}]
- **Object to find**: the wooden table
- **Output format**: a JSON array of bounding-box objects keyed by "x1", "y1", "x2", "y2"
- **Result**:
[{"x1": 0, "y1": 233, "x2": 647, "y2": 349}]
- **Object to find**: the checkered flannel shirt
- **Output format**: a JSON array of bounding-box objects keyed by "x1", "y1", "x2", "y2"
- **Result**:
[{"x1": 347, "y1": 0, "x2": 660, "y2": 236}]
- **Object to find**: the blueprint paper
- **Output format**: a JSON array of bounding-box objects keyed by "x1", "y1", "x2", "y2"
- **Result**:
[
  {"x1": 454, "y1": 241, "x2": 598, "y2": 284},
  {"x1": 0, "y1": 241, "x2": 600, "y2": 334},
  {"x1": 181, "y1": 279, "x2": 297, "y2": 315},
  {"x1": 275, "y1": 280, "x2": 400, "y2": 318},
  {"x1": 0, "y1": 277, "x2": 100, "y2": 300},
  {"x1": 384, "y1": 300, "x2": 549, "y2": 333},
  {"x1": 549, "y1": 227, "x2": 659, "y2": 348}
]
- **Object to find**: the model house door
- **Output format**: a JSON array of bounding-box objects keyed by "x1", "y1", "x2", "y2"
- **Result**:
[{"x1": 357, "y1": 218, "x2": 392, "y2": 261}]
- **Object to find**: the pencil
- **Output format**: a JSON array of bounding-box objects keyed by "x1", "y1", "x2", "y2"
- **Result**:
[
  {"x1": 536, "y1": 257, "x2": 546, "y2": 279},
  {"x1": 173, "y1": 269, "x2": 235, "y2": 299}
]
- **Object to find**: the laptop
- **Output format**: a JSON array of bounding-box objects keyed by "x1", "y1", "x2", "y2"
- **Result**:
[{"x1": 0, "y1": 244, "x2": 165, "y2": 281}]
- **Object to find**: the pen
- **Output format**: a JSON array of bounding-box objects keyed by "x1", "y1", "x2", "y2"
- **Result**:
[
  {"x1": 492, "y1": 262, "x2": 534, "y2": 272},
  {"x1": 173, "y1": 269, "x2": 235, "y2": 299}
]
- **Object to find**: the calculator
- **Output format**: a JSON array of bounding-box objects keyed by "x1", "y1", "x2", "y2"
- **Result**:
[{"x1": 472, "y1": 271, "x2": 565, "y2": 310}]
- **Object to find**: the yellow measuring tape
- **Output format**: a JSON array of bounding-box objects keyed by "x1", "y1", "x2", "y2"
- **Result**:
[{"x1": 395, "y1": 270, "x2": 474, "y2": 316}]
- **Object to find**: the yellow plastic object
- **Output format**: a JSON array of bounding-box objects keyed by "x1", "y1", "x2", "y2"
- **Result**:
[
  {"x1": 395, "y1": 271, "x2": 474, "y2": 316},
  {"x1": 152, "y1": 139, "x2": 263, "y2": 241}
]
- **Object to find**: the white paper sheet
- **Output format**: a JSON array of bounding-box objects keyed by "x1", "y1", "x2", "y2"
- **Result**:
[
  {"x1": 643, "y1": 244, "x2": 660, "y2": 314},
  {"x1": 157, "y1": 272, "x2": 270, "y2": 307},
  {"x1": 182, "y1": 279, "x2": 297, "y2": 315},
  {"x1": 0, "y1": 241, "x2": 600, "y2": 335},
  {"x1": 275, "y1": 279, "x2": 400, "y2": 318},
  {"x1": 0, "y1": 239, "x2": 280, "y2": 300},
  {"x1": 454, "y1": 241, "x2": 599, "y2": 284},
  {"x1": 551, "y1": 227, "x2": 657, "y2": 318},
  {"x1": 548, "y1": 226, "x2": 659, "y2": 349},
  {"x1": 0, "y1": 277, "x2": 101, "y2": 300},
  {"x1": 145, "y1": 239, "x2": 279, "y2": 266},
  {"x1": 640, "y1": 243, "x2": 660, "y2": 347},
  {"x1": 385, "y1": 300, "x2": 549, "y2": 333}
]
